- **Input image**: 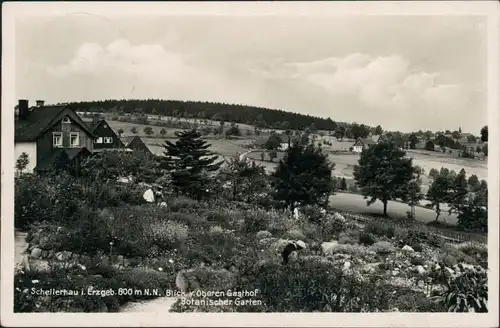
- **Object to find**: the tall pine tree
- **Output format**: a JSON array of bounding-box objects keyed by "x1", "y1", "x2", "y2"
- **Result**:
[{"x1": 159, "y1": 129, "x2": 222, "y2": 199}]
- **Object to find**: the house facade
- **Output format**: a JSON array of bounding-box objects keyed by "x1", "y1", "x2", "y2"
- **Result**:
[
  {"x1": 352, "y1": 138, "x2": 376, "y2": 153},
  {"x1": 121, "y1": 136, "x2": 153, "y2": 155},
  {"x1": 15, "y1": 100, "x2": 95, "y2": 173},
  {"x1": 88, "y1": 119, "x2": 125, "y2": 152}
]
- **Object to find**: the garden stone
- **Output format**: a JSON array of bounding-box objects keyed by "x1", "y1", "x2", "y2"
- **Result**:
[
  {"x1": 401, "y1": 245, "x2": 415, "y2": 253},
  {"x1": 55, "y1": 251, "x2": 72, "y2": 261},
  {"x1": 321, "y1": 241, "x2": 338, "y2": 256},
  {"x1": 30, "y1": 248, "x2": 42, "y2": 259},
  {"x1": 416, "y1": 265, "x2": 426, "y2": 275},
  {"x1": 143, "y1": 189, "x2": 155, "y2": 203}
]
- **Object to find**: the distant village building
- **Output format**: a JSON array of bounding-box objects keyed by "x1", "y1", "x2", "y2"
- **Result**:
[
  {"x1": 352, "y1": 138, "x2": 376, "y2": 153},
  {"x1": 121, "y1": 136, "x2": 153, "y2": 155}
]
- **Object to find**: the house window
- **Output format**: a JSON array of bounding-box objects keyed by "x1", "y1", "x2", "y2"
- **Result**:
[
  {"x1": 69, "y1": 132, "x2": 80, "y2": 147},
  {"x1": 62, "y1": 116, "x2": 72, "y2": 124},
  {"x1": 104, "y1": 137, "x2": 113, "y2": 144},
  {"x1": 53, "y1": 132, "x2": 63, "y2": 147},
  {"x1": 95, "y1": 137, "x2": 103, "y2": 144}
]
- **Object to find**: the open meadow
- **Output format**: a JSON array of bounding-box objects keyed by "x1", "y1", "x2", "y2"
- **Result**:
[{"x1": 107, "y1": 119, "x2": 487, "y2": 196}]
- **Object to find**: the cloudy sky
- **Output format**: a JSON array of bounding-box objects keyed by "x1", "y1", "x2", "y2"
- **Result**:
[{"x1": 15, "y1": 14, "x2": 487, "y2": 133}]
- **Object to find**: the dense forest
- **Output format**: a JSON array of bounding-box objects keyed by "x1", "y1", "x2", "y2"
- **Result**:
[{"x1": 64, "y1": 99, "x2": 347, "y2": 131}]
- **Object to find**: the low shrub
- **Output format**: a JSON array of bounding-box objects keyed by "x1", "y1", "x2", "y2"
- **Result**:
[
  {"x1": 148, "y1": 220, "x2": 189, "y2": 250},
  {"x1": 409, "y1": 255, "x2": 425, "y2": 266},
  {"x1": 389, "y1": 288, "x2": 446, "y2": 312},
  {"x1": 358, "y1": 232, "x2": 376, "y2": 246},
  {"x1": 301, "y1": 205, "x2": 325, "y2": 223},
  {"x1": 364, "y1": 222, "x2": 396, "y2": 239},
  {"x1": 167, "y1": 196, "x2": 200, "y2": 212},
  {"x1": 325, "y1": 243, "x2": 367, "y2": 257},
  {"x1": 242, "y1": 208, "x2": 274, "y2": 233},
  {"x1": 256, "y1": 230, "x2": 273, "y2": 240},
  {"x1": 438, "y1": 254, "x2": 458, "y2": 267},
  {"x1": 118, "y1": 267, "x2": 176, "y2": 300},
  {"x1": 319, "y1": 214, "x2": 347, "y2": 240},
  {"x1": 203, "y1": 210, "x2": 232, "y2": 227},
  {"x1": 284, "y1": 229, "x2": 306, "y2": 241},
  {"x1": 369, "y1": 241, "x2": 396, "y2": 255},
  {"x1": 440, "y1": 244, "x2": 478, "y2": 266},
  {"x1": 456, "y1": 243, "x2": 488, "y2": 267},
  {"x1": 169, "y1": 212, "x2": 209, "y2": 229}
]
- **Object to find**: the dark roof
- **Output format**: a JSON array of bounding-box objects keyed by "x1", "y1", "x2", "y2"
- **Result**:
[
  {"x1": 360, "y1": 138, "x2": 376, "y2": 145},
  {"x1": 353, "y1": 138, "x2": 376, "y2": 146},
  {"x1": 86, "y1": 119, "x2": 110, "y2": 132},
  {"x1": 120, "y1": 136, "x2": 138, "y2": 146},
  {"x1": 36, "y1": 147, "x2": 91, "y2": 170},
  {"x1": 15, "y1": 105, "x2": 95, "y2": 141}
]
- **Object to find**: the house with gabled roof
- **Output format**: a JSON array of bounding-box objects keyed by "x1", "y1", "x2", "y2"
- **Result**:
[
  {"x1": 352, "y1": 137, "x2": 376, "y2": 153},
  {"x1": 120, "y1": 136, "x2": 153, "y2": 155},
  {"x1": 85, "y1": 119, "x2": 126, "y2": 152},
  {"x1": 15, "y1": 99, "x2": 95, "y2": 174}
]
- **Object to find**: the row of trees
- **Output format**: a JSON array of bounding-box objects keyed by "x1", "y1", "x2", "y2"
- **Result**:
[
  {"x1": 352, "y1": 142, "x2": 488, "y2": 231},
  {"x1": 68, "y1": 99, "x2": 344, "y2": 131}
]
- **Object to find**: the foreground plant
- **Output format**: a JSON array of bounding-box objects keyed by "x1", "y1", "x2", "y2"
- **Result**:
[{"x1": 430, "y1": 269, "x2": 488, "y2": 312}]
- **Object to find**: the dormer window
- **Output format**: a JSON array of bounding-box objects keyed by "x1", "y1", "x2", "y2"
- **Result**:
[{"x1": 62, "y1": 116, "x2": 72, "y2": 124}]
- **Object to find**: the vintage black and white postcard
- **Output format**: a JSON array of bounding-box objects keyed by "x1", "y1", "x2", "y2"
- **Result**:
[{"x1": 1, "y1": 1, "x2": 499, "y2": 327}]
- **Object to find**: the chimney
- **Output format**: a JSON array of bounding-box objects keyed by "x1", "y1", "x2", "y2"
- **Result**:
[
  {"x1": 36, "y1": 100, "x2": 45, "y2": 107},
  {"x1": 18, "y1": 99, "x2": 29, "y2": 120}
]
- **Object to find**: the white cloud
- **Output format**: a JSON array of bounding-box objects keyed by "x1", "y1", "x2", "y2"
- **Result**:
[
  {"x1": 47, "y1": 39, "x2": 267, "y2": 104},
  {"x1": 45, "y1": 39, "x2": 483, "y2": 132},
  {"x1": 279, "y1": 53, "x2": 472, "y2": 119},
  {"x1": 48, "y1": 39, "x2": 191, "y2": 81}
]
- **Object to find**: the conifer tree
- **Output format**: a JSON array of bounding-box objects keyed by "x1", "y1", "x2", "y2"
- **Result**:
[{"x1": 159, "y1": 129, "x2": 222, "y2": 199}]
